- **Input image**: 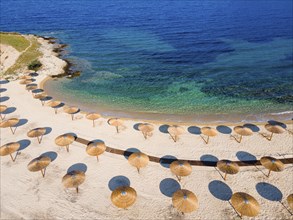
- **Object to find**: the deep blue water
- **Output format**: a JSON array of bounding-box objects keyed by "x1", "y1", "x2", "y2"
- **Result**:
[{"x1": 1, "y1": 0, "x2": 293, "y2": 120}]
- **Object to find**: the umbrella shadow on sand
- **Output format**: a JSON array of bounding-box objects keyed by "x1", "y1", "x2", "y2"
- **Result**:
[
  {"x1": 0, "y1": 79, "x2": 9, "y2": 84},
  {"x1": 208, "y1": 180, "x2": 241, "y2": 217},
  {"x1": 159, "y1": 155, "x2": 178, "y2": 168},
  {"x1": 268, "y1": 120, "x2": 287, "y2": 129},
  {"x1": 208, "y1": 180, "x2": 233, "y2": 201},
  {"x1": 243, "y1": 124, "x2": 260, "y2": 132},
  {"x1": 216, "y1": 125, "x2": 232, "y2": 134},
  {"x1": 159, "y1": 178, "x2": 181, "y2": 197},
  {"x1": 12, "y1": 139, "x2": 31, "y2": 161},
  {"x1": 67, "y1": 163, "x2": 87, "y2": 173},
  {"x1": 236, "y1": 151, "x2": 257, "y2": 165},
  {"x1": 133, "y1": 123, "x2": 140, "y2": 131},
  {"x1": 10, "y1": 119, "x2": 28, "y2": 134},
  {"x1": 0, "y1": 96, "x2": 10, "y2": 103},
  {"x1": 159, "y1": 124, "x2": 170, "y2": 134},
  {"x1": 0, "y1": 88, "x2": 7, "y2": 93},
  {"x1": 1, "y1": 107, "x2": 16, "y2": 115},
  {"x1": 41, "y1": 151, "x2": 58, "y2": 162},
  {"x1": 123, "y1": 148, "x2": 141, "y2": 160},
  {"x1": 108, "y1": 175, "x2": 131, "y2": 191},
  {"x1": 256, "y1": 182, "x2": 292, "y2": 214},
  {"x1": 0, "y1": 107, "x2": 16, "y2": 120},
  {"x1": 200, "y1": 154, "x2": 219, "y2": 166},
  {"x1": 187, "y1": 126, "x2": 201, "y2": 135}
]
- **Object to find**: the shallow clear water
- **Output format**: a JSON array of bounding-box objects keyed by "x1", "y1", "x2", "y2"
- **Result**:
[{"x1": 1, "y1": 0, "x2": 293, "y2": 121}]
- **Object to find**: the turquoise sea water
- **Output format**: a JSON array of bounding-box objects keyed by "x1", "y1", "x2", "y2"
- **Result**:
[{"x1": 1, "y1": 0, "x2": 293, "y2": 122}]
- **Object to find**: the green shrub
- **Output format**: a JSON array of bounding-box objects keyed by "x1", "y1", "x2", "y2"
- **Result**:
[{"x1": 28, "y1": 59, "x2": 42, "y2": 71}]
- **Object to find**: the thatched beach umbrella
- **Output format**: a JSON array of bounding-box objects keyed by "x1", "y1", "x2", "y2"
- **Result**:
[
  {"x1": 287, "y1": 194, "x2": 293, "y2": 210},
  {"x1": 48, "y1": 100, "x2": 62, "y2": 114},
  {"x1": 170, "y1": 160, "x2": 192, "y2": 182},
  {"x1": 25, "y1": 84, "x2": 38, "y2": 92},
  {"x1": 260, "y1": 156, "x2": 284, "y2": 177},
  {"x1": 168, "y1": 125, "x2": 185, "y2": 142},
  {"x1": 128, "y1": 152, "x2": 149, "y2": 173},
  {"x1": 19, "y1": 79, "x2": 34, "y2": 85},
  {"x1": 264, "y1": 124, "x2": 286, "y2": 141},
  {"x1": 19, "y1": 75, "x2": 32, "y2": 80},
  {"x1": 172, "y1": 189, "x2": 199, "y2": 214},
  {"x1": 200, "y1": 127, "x2": 218, "y2": 144},
  {"x1": 233, "y1": 126, "x2": 253, "y2": 143},
  {"x1": 27, "y1": 127, "x2": 47, "y2": 144},
  {"x1": 55, "y1": 134, "x2": 76, "y2": 152},
  {"x1": 108, "y1": 118, "x2": 124, "y2": 133},
  {"x1": 138, "y1": 123, "x2": 154, "y2": 139},
  {"x1": 0, "y1": 142, "x2": 20, "y2": 162},
  {"x1": 63, "y1": 106, "x2": 80, "y2": 120},
  {"x1": 62, "y1": 170, "x2": 85, "y2": 193},
  {"x1": 33, "y1": 93, "x2": 48, "y2": 105},
  {"x1": 86, "y1": 141, "x2": 106, "y2": 161},
  {"x1": 231, "y1": 192, "x2": 260, "y2": 218},
  {"x1": 217, "y1": 160, "x2": 239, "y2": 180},
  {"x1": 0, "y1": 104, "x2": 7, "y2": 120},
  {"x1": 86, "y1": 112, "x2": 101, "y2": 127},
  {"x1": 27, "y1": 156, "x2": 51, "y2": 177},
  {"x1": 33, "y1": 93, "x2": 46, "y2": 99},
  {"x1": 111, "y1": 186, "x2": 137, "y2": 209},
  {"x1": 0, "y1": 118, "x2": 19, "y2": 134}
]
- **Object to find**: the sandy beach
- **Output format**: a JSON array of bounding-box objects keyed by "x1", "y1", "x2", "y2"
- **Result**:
[{"x1": 1, "y1": 35, "x2": 293, "y2": 220}]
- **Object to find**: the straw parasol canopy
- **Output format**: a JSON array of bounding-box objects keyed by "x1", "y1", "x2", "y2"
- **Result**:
[
  {"x1": 34, "y1": 93, "x2": 46, "y2": 99},
  {"x1": 86, "y1": 141, "x2": 107, "y2": 161},
  {"x1": 19, "y1": 79, "x2": 34, "y2": 85},
  {"x1": 63, "y1": 106, "x2": 80, "y2": 120},
  {"x1": 138, "y1": 123, "x2": 154, "y2": 139},
  {"x1": 172, "y1": 189, "x2": 199, "y2": 214},
  {"x1": 287, "y1": 194, "x2": 293, "y2": 210},
  {"x1": 111, "y1": 186, "x2": 137, "y2": 209},
  {"x1": 0, "y1": 104, "x2": 7, "y2": 120},
  {"x1": 55, "y1": 134, "x2": 76, "y2": 152},
  {"x1": 168, "y1": 125, "x2": 185, "y2": 142},
  {"x1": 62, "y1": 170, "x2": 86, "y2": 193},
  {"x1": 231, "y1": 192, "x2": 260, "y2": 217},
  {"x1": 0, "y1": 142, "x2": 20, "y2": 162},
  {"x1": 27, "y1": 156, "x2": 51, "y2": 177},
  {"x1": 260, "y1": 156, "x2": 284, "y2": 177},
  {"x1": 19, "y1": 75, "x2": 32, "y2": 80},
  {"x1": 47, "y1": 100, "x2": 62, "y2": 114},
  {"x1": 0, "y1": 118, "x2": 19, "y2": 134},
  {"x1": 170, "y1": 160, "x2": 192, "y2": 181},
  {"x1": 264, "y1": 124, "x2": 286, "y2": 141},
  {"x1": 200, "y1": 127, "x2": 218, "y2": 144},
  {"x1": 108, "y1": 118, "x2": 124, "y2": 133},
  {"x1": 27, "y1": 127, "x2": 47, "y2": 144},
  {"x1": 217, "y1": 160, "x2": 239, "y2": 180},
  {"x1": 128, "y1": 152, "x2": 149, "y2": 173},
  {"x1": 233, "y1": 126, "x2": 253, "y2": 143},
  {"x1": 86, "y1": 112, "x2": 101, "y2": 127},
  {"x1": 33, "y1": 93, "x2": 51, "y2": 106},
  {"x1": 25, "y1": 84, "x2": 38, "y2": 92}
]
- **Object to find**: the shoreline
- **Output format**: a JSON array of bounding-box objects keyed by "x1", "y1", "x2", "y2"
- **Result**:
[{"x1": 41, "y1": 75, "x2": 293, "y2": 126}]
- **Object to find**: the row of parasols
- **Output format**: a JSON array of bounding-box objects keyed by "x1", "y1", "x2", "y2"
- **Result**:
[
  {"x1": 0, "y1": 73, "x2": 288, "y2": 144},
  {"x1": 1, "y1": 136, "x2": 293, "y2": 217},
  {"x1": 1, "y1": 130, "x2": 288, "y2": 178},
  {"x1": 0, "y1": 109, "x2": 287, "y2": 145}
]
